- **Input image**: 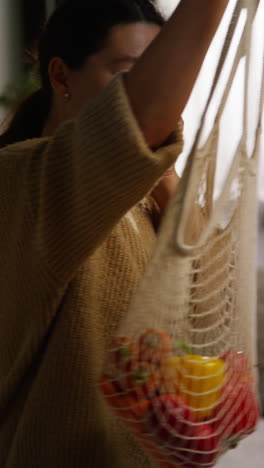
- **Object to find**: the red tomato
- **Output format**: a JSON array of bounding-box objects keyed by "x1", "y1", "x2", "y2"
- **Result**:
[
  {"x1": 125, "y1": 361, "x2": 160, "y2": 397},
  {"x1": 177, "y1": 424, "x2": 220, "y2": 467},
  {"x1": 212, "y1": 378, "x2": 259, "y2": 447},
  {"x1": 146, "y1": 394, "x2": 196, "y2": 450},
  {"x1": 139, "y1": 328, "x2": 171, "y2": 364},
  {"x1": 221, "y1": 350, "x2": 250, "y2": 381},
  {"x1": 146, "y1": 394, "x2": 220, "y2": 467}
]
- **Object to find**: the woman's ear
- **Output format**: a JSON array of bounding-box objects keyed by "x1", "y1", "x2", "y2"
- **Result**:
[{"x1": 48, "y1": 57, "x2": 71, "y2": 98}]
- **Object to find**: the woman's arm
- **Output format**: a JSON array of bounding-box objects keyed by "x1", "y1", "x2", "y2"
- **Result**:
[
  {"x1": 1, "y1": 1, "x2": 229, "y2": 290},
  {"x1": 125, "y1": 0, "x2": 230, "y2": 148},
  {"x1": 150, "y1": 166, "x2": 180, "y2": 217},
  {"x1": 1, "y1": 76, "x2": 183, "y2": 289}
]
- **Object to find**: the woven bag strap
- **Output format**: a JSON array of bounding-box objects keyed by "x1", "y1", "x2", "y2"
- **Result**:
[{"x1": 173, "y1": 0, "x2": 262, "y2": 254}]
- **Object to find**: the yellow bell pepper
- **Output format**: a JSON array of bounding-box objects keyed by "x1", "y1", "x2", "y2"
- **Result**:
[{"x1": 162, "y1": 354, "x2": 226, "y2": 418}]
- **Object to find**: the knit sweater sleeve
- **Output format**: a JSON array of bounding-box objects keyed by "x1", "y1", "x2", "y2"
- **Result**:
[{"x1": 1, "y1": 74, "x2": 183, "y2": 288}]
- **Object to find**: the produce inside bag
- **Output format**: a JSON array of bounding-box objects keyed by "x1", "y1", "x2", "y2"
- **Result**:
[{"x1": 99, "y1": 331, "x2": 259, "y2": 468}]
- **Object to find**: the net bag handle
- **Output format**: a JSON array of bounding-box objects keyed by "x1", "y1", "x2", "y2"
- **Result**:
[{"x1": 172, "y1": 0, "x2": 263, "y2": 255}]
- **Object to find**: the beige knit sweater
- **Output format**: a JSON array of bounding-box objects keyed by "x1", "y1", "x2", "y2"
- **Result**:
[{"x1": 0, "y1": 74, "x2": 183, "y2": 468}]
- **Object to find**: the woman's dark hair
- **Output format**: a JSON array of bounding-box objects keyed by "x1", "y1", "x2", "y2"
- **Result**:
[{"x1": 0, "y1": 0, "x2": 164, "y2": 148}]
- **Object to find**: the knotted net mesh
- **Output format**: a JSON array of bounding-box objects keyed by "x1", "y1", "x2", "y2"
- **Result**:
[{"x1": 99, "y1": 1, "x2": 264, "y2": 466}]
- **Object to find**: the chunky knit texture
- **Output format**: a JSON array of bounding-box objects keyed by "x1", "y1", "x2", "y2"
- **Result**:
[{"x1": 0, "y1": 74, "x2": 183, "y2": 468}]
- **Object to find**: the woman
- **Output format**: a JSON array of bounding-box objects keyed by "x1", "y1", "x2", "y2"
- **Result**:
[{"x1": 0, "y1": 1, "x2": 229, "y2": 467}]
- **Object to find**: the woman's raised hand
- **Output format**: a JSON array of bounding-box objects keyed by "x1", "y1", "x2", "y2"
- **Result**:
[{"x1": 125, "y1": 0, "x2": 230, "y2": 148}]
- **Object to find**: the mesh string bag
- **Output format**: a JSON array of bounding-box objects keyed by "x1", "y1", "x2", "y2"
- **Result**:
[{"x1": 98, "y1": 1, "x2": 264, "y2": 466}]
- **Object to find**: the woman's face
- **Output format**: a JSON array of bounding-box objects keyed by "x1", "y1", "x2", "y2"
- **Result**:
[{"x1": 50, "y1": 22, "x2": 161, "y2": 119}]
